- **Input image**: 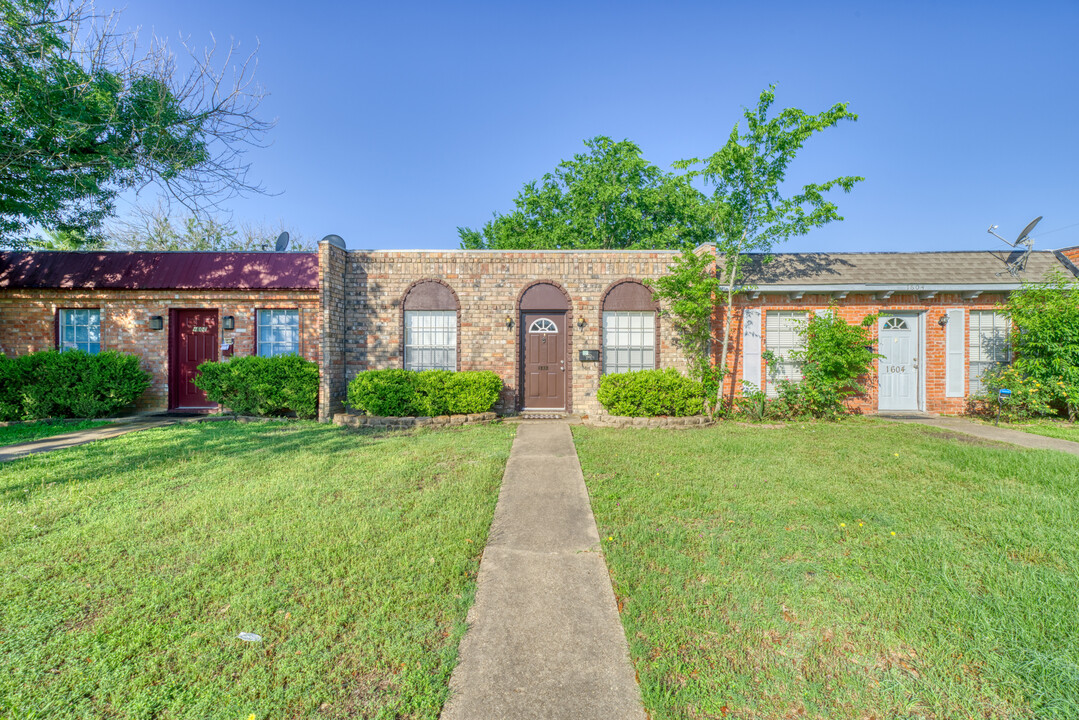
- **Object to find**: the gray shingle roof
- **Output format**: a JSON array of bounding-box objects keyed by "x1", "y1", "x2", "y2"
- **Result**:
[{"x1": 731, "y1": 250, "x2": 1077, "y2": 287}]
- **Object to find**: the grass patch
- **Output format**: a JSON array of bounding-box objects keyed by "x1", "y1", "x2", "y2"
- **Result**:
[
  {"x1": 573, "y1": 418, "x2": 1079, "y2": 719},
  {"x1": 0, "y1": 419, "x2": 111, "y2": 447},
  {"x1": 0, "y1": 420, "x2": 515, "y2": 719},
  {"x1": 985, "y1": 418, "x2": 1079, "y2": 444}
]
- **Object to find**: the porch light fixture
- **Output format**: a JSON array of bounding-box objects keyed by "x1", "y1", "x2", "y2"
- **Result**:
[
  {"x1": 223, "y1": 315, "x2": 235, "y2": 330},
  {"x1": 505, "y1": 315, "x2": 514, "y2": 329},
  {"x1": 149, "y1": 315, "x2": 163, "y2": 331},
  {"x1": 937, "y1": 314, "x2": 949, "y2": 328},
  {"x1": 576, "y1": 316, "x2": 587, "y2": 330}
]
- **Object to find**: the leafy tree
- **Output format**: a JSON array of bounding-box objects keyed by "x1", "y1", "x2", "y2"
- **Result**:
[
  {"x1": 988, "y1": 273, "x2": 1079, "y2": 421},
  {"x1": 651, "y1": 246, "x2": 717, "y2": 401},
  {"x1": 458, "y1": 136, "x2": 711, "y2": 250},
  {"x1": 0, "y1": 0, "x2": 271, "y2": 248},
  {"x1": 107, "y1": 204, "x2": 313, "y2": 251},
  {"x1": 28, "y1": 227, "x2": 100, "y2": 249},
  {"x1": 675, "y1": 86, "x2": 862, "y2": 409}
]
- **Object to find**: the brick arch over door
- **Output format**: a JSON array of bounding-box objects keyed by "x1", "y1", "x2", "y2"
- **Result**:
[
  {"x1": 400, "y1": 279, "x2": 461, "y2": 371},
  {"x1": 515, "y1": 280, "x2": 573, "y2": 411},
  {"x1": 599, "y1": 278, "x2": 661, "y2": 377}
]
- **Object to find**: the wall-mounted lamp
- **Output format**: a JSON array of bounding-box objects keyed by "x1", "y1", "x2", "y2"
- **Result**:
[
  {"x1": 937, "y1": 314, "x2": 949, "y2": 328},
  {"x1": 505, "y1": 316, "x2": 514, "y2": 329},
  {"x1": 223, "y1": 315, "x2": 235, "y2": 330},
  {"x1": 149, "y1": 315, "x2": 163, "y2": 331},
  {"x1": 576, "y1": 316, "x2": 587, "y2": 330}
]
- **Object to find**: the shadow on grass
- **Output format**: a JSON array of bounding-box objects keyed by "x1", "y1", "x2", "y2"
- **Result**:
[{"x1": 0, "y1": 421, "x2": 432, "y2": 501}]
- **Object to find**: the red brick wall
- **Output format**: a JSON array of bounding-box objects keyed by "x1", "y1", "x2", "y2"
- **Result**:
[
  {"x1": 336, "y1": 250, "x2": 692, "y2": 415},
  {"x1": 1060, "y1": 247, "x2": 1079, "y2": 267},
  {"x1": 715, "y1": 293, "x2": 1009, "y2": 415},
  {"x1": 0, "y1": 289, "x2": 319, "y2": 411}
]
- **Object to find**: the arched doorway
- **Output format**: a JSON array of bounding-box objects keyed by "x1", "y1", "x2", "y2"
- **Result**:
[{"x1": 518, "y1": 282, "x2": 570, "y2": 410}]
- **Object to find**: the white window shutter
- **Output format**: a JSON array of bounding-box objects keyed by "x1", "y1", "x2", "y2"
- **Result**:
[
  {"x1": 945, "y1": 308, "x2": 965, "y2": 397},
  {"x1": 742, "y1": 308, "x2": 762, "y2": 389}
]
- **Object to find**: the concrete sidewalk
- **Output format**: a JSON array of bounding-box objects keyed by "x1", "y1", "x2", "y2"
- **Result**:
[
  {"x1": 885, "y1": 415, "x2": 1079, "y2": 457},
  {"x1": 0, "y1": 417, "x2": 179, "y2": 463},
  {"x1": 441, "y1": 422, "x2": 645, "y2": 720}
]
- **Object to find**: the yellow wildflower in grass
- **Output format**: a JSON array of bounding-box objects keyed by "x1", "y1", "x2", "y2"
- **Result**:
[
  {"x1": 893, "y1": 453, "x2": 899, "y2": 457},
  {"x1": 859, "y1": 522, "x2": 864, "y2": 527},
  {"x1": 891, "y1": 531, "x2": 897, "y2": 536},
  {"x1": 840, "y1": 523, "x2": 846, "y2": 527}
]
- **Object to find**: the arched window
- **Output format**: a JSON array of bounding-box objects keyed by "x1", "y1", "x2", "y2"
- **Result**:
[
  {"x1": 602, "y1": 281, "x2": 657, "y2": 374},
  {"x1": 402, "y1": 281, "x2": 458, "y2": 371}
]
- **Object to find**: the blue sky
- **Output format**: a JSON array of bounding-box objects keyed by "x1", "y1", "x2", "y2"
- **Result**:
[{"x1": 118, "y1": 0, "x2": 1079, "y2": 252}]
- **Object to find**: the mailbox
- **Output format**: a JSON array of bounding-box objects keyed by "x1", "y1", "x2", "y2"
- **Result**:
[{"x1": 578, "y1": 349, "x2": 600, "y2": 362}]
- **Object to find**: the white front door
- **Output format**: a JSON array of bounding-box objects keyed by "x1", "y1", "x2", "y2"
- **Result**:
[{"x1": 878, "y1": 315, "x2": 920, "y2": 411}]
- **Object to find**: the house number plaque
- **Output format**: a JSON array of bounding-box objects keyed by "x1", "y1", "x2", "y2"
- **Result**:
[
  {"x1": 884, "y1": 365, "x2": 906, "y2": 373},
  {"x1": 192, "y1": 326, "x2": 209, "y2": 333}
]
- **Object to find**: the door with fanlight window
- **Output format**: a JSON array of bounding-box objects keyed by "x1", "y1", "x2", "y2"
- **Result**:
[
  {"x1": 521, "y1": 313, "x2": 566, "y2": 409},
  {"x1": 878, "y1": 314, "x2": 920, "y2": 411}
]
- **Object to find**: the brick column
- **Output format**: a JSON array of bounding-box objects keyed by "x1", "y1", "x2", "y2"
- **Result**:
[{"x1": 318, "y1": 237, "x2": 347, "y2": 422}]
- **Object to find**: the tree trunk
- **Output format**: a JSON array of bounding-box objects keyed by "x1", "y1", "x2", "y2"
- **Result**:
[{"x1": 714, "y1": 228, "x2": 748, "y2": 415}]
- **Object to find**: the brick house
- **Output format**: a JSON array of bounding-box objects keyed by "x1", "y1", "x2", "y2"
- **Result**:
[
  {"x1": 715, "y1": 249, "x2": 1079, "y2": 414},
  {"x1": 316, "y1": 237, "x2": 690, "y2": 420},
  {"x1": 2, "y1": 241, "x2": 1077, "y2": 419},
  {"x1": 0, "y1": 251, "x2": 319, "y2": 412}
]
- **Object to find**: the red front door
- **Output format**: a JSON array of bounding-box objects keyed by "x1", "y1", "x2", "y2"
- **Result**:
[
  {"x1": 521, "y1": 312, "x2": 567, "y2": 409},
  {"x1": 170, "y1": 310, "x2": 219, "y2": 409}
]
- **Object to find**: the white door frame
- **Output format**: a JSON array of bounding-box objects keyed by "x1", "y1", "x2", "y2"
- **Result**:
[{"x1": 877, "y1": 311, "x2": 924, "y2": 412}]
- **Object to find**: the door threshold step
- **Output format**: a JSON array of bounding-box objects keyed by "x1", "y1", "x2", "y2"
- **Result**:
[{"x1": 516, "y1": 411, "x2": 582, "y2": 422}]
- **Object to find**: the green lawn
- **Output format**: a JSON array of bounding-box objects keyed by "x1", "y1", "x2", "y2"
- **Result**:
[
  {"x1": 0, "y1": 420, "x2": 515, "y2": 720},
  {"x1": 0, "y1": 419, "x2": 111, "y2": 447},
  {"x1": 992, "y1": 418, "x2": 1079, "y2": 444},
  {"x1": 574, "y1": 419, "x2": 1079, "y2": 720}
]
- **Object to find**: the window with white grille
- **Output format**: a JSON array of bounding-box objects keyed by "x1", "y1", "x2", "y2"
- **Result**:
[
  {"x1": 258, "y1": 309, "x2": 300, "y2": 357},
  {"x1": 603, "y1": 311, "x2": 655, "y2": 374},
  {"x1": 969, "y1": 311, "x2": 1010, "y2": 394},
  {"x1": 404, "y1": 310, "x2": 457, "y2": 371},
  {"x1": 765, "y1": 311, "x2": 807, "y2": 396},
  {"x1": 59, "y1": 309, "x2": 101, "y2": 354}
]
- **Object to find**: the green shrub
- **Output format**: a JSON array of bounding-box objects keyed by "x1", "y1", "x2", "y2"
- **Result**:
[
  {"x1": 0, "y1": 354, "x2": 24, "y2": 421},
  {"x1": 768, "y1": 310, "x2": 879, "y2": 420},
  {"x1": 346, "y1": 369, "x2": 502, "y2": 417},
  {"x1": 194, "y1": 355, "x2": 319, "y2": 419},
  {"x1": 966, "y1": 365, "x2": 1055, "y2": 422},
  {"x1": 0, "y1": 350, "x2": 150, "y2": 420},
  {"x1": 347, "y1": 369, "x2": 419, "y2": 416},
  {"x1": 597, "y1": 368, "x2": 705, "y2": 417}
]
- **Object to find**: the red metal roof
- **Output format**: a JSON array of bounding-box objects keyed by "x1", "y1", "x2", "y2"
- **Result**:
[{"x1": 0, "y1": 252, "x2": 319, "y2": 290}]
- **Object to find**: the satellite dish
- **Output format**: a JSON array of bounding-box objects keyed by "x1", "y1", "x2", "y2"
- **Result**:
[
  {"x1": 1015, "y1": 216, "x2": 1042, "y2": 244},
  {"x1": 274, "y1": 232, "x2": 290, "y2": 252},
  {"x1": 987, "y1": 216, "x2": 1041, "y2": 278}
]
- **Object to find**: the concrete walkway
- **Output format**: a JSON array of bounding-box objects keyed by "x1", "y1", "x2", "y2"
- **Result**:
[
  {"x1": 0, "y1": 417, "x2": 179, "y2": 463},
  {"x1": 441, "y1": 422, "x2": 645, "y2": 720},
  {"x1": 885, "y1": 415, "x2": 1079, "y2": 457}
]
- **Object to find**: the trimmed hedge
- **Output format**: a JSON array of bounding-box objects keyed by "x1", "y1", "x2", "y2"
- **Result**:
[
  {"x1": 597, "y1": 368, "x2": 705, "y2": 417},
  {"x1": 0, "y1": 350, "x2": 151, "y2": 420},
  {"x1": 194, "y1": 355, "x2": 319, "y2": 419},
  {"x1": 347, "y1": 369, "x2": 502, "y2": 416}
]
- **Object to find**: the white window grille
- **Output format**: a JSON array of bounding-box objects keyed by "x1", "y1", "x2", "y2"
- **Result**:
[
  {"x1": 59, "y1": 309, "x2": 101, "y2": 354},
  {"x1": 404, "y1": 310, "x2": 456, "y2": 371},
  {"x1": 602, "y1": 311, "x2": 655, "y2": 374},
  {"x1": 765, "y1": 311, "x2": 807, "y2": 396},
  {"x1": 969, "y1": 311, "x2": 1010, "y2": 394},
  {"x1": 258, "y1": 309, "x2": 300, "y2": 357},
  {"x1": 528, "y1": 318, "x2": 558, "y2": 333}
]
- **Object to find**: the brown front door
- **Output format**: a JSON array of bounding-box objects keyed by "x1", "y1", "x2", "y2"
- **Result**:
[
  {"x1": 522, "y1": 312, "x2": 566, "y2": 409},
  {"x1": 170, "y1": 310, "x2": 219, "y2": 409}
]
